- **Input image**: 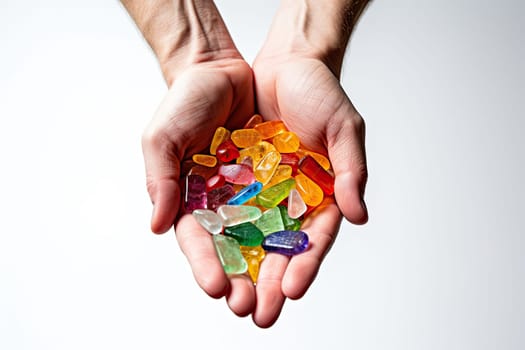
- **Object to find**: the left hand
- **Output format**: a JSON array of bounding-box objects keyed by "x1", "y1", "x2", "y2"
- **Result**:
[{"x1": 250, "y1": 53, "x2": 369, "y2": 327}]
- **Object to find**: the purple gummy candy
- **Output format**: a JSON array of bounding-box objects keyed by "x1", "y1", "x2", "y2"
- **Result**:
[
  {"x1": 207, "y1": 184, "x2": 235, "y2": 211},
  {"x1": 261, "y1": 230, "x2": 309, "y2": 256},
  {"x1": 184, "y1": 174, "x2": 207, "y2": 212}
]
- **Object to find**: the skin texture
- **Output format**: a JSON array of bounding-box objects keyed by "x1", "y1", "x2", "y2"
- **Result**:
[{"x1": 121, "y1": 0, "x2": 369, "y2": 328}]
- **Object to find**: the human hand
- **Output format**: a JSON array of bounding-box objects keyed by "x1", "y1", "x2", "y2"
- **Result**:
[
  {"x1": 149, "y1": 54, "x2": 367, "y2": 328},
  {"x1": 143, "y1": 57, "x2": 264, "y2": 318},
  {"x1": 246, "y1": 0, "x2": 369, "y2": 328},
  {"x1": 143, "y1": 58, "x2": 254, "y2": 233},
  {"x1": 124, "y1": 0, "x2": 369, "y2": 329},
  {"x1": 253, "y1": 56, "x2": 368, "y2": 224},
  {"x1": 248, "y1": 54, "x2": 368, "y2": 327},
  {"x1": 122, "y1": 0, "x2": 259, "y2": 317},
  {"x1": 121, "y1": 0, "x2": 255, "y2": 231}
]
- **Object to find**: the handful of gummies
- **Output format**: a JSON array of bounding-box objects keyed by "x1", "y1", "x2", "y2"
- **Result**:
[{"x1": 184, "y1": 114, "x2": 334, "y2": 283}]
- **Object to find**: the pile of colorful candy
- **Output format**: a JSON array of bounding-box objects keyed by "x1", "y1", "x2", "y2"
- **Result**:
[{"x1": 183, "y1": 114, "x2": 334, "y2": 283}]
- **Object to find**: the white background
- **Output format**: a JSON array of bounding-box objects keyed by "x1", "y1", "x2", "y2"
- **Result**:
[{"x1": 1, "y1": 1, "x2": 524, "y2": 349}]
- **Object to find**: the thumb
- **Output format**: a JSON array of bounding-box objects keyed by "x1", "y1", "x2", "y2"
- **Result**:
[
  {"x1": 327, "y1": 103, "x2": 368, "y2": 225},
  {"x1": 142, "y1": 128, "x2": 182, "y2": 234}
]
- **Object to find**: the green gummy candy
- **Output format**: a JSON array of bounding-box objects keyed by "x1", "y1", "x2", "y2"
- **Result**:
[
  {"x1": 254, "y1": 206, "x2": 285, "y2": 236},
  {"x1": 224, "y1": 222, "x2": 264, "y2": 246},
  {"x1": 213, "y1": 235, "x2": 248, "y2": 274},
  {"x1": 278, "y1": 205, "x2": 301, "y2": 231},
  {"x1": 255, "y1": 178, "x2": 295, "y2": 208}
]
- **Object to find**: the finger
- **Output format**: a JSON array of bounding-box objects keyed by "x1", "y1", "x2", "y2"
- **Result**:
[
  {"x1": 142, "y1": 126, "x2": 181, "y2": 234},
  {"x1": 327, "y1": 104, "x2": 368, "y2": 224},
  {"x1": 252, "y1": 253, "x2": 289, "y2": 328},
  {"x1": 175, "y1": 214, "x2": 229, "y2": 298},
  {"x1": 225, "y1": 275, "x2": 256, "y2": 317},
  {"x1": 282, "y1": 198, "x2": 342, "y2": 299}
]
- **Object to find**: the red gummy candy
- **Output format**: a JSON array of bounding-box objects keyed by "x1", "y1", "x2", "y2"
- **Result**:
[{"x1": 216, "y1": 140, "x2": 240, "y2": 163}]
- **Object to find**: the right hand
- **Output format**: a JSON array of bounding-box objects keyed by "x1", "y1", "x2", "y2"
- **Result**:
[
  {"x1": 142, "y1": 57, "x2": 258, "y2": 317},
  {"x1": 143, "y1": 58, "x2": 254, "y2": 234}
]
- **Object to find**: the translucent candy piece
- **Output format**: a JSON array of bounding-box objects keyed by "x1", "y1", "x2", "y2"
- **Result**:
[
  {"x1": 216, "y1": 140, "x2": 240, "y2": 162},
  {"x1": 294, "y1": 173, "x2": 324, "y2": 207},
  {"x1": 254, "y1": 120, "x2": 287, "y2": 139},
  {"x1": 298, "y1": 155, "x2": 334, "y2": 195},
  {"x1": 218, "y1": 164, "x2": 255, "y2": 185},
  {"x1": 227, "y1": 181, "x2": 263, "y2": 205},
  {"x1": 310, "y1": 152, "x2": 331, "y2": 170},
  {"x1": 262, "y1": 230, "x2": 309, "y2": 256},
  {"x1": 217, "y1": 205, "x2": 262, "y2": 227},
  {"x1": 231, "y1": 129, "x2": 262, "y2": 148},
  {"x1": 207, "y1": 184, "x2": 235, "y2": 211},
  {"x1": 272, "y1": 131, "x2": 300, "y2": 153},
  {"x1": 184, "y1": 175, "x2": 207, "y2": 212},
  {"x1": 278, "y1": 205, "x2": 301, "y2": 231},
  {"x1": 296, "y1": 149, "x2": 331, "y2": 170},
  {"x1": 254, "y1": 150, "x2": 281, "y2": 184},
  {"x1": 210, "y1": 127, "x2": 231, "y2": 155},
  {"x1": 255, "y1": 178, "x2": 295, "y2": 208},
  {"x1": 192, "y1": 154, "x2": 217, "y2": 167},
  {"x1": 240, "y1": 245, "x2": 265, "y2": 283},
  {"x1": 192, "y1": 209, "x2": 223, "y2": 235},
  {"x1": 188, "y1": 164, "x2": 218, "y2": 180},
  {"x1": 213, "y1": 235, "x2": 248, "y2": 274},
  {"x1": 279, "y1": 153, "x2": 300, "y2": 174},
  {"x1": 264, "y1": 164, "x2": 292, "y2": 189},
  {"x1": 224, "y1": 222, "x2": 264, "y2": 246},
  {"x1": 244, "y1": 114, "x2": 263, "y2": 128},
  {"x1": 254, "y1": 206, "x2": 284, "y2": 236},
  {"x1": 237, "y1": 141, "x2": 276, "y2": 167},
  {"x1": 206, "y1": 174, "x2": 225, "y2": 191},
  {"x1": 239, "y1": 156, "x2": 253, "y2": 169},
  {"x1": 287, "y1": 188, "x2": 307, "y2": 219}
]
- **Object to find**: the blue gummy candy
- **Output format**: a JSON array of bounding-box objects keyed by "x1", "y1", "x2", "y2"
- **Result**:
[
  {"x1": 261, "y1": 230, "x2": 309, "y2": 256},
  {"x1": 227, "y1": 181, "x2": 263, "y2": 205}
]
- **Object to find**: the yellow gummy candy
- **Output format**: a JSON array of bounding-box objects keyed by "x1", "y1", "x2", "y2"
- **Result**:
[
  {"x1": 237, "y1": 141, "x2": 276, "y2": 167},
  {"x1": 254, "y1": 120, "x2": 287, "y2": 139},
  {"x1": 254, "y1": 150, "x2": 281, "y2": 185},
  {"x1": 210, "y1": 127, "x2": 230, "y2": 155},
  {"x1": 192, "y1": 154, "x2": 217, "y2": 167},
  {"x1": 272, "y1": 131, "x2": 300, "y2": 153},
  {"x1": 231, "y1": 129, "x2": 262, "y2": 148},
  {"x1": 263, "y1": 164, "x2": 292, "y2": 190},
  {"x1": 294, "y1": 173, "x2": 324, "y2": 207},
  {"x1": 240, "y1": 245, "x2": 266, "y2": 283}
]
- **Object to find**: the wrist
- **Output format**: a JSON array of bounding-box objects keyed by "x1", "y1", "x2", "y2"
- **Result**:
[
  {"x1": 256, "y1": 0, "x2": 369, "y2": 77},
  {"x1": 159, "y1": 32, "x2": 241, "y2": 87},
  {"x1": 122, "y1": 0, "x2": 242, "y2": 86}
]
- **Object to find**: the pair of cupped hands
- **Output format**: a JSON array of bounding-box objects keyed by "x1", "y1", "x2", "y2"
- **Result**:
[{"x1": 142, "y1": 50, "x2": 368, "y2": 327}]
